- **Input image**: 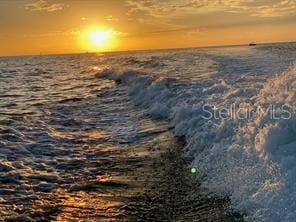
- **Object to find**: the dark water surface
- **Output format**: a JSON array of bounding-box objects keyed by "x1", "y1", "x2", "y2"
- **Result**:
[
  {"x1": 1, "y1": 43, "x2": 296, "y2": 221},
  {"x1": 0, "y1": 54, "x2": 233, "y2": 221}
]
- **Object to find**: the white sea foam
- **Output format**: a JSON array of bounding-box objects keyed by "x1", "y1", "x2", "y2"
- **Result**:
[{"x1": 96, "y1": 44, "x2": 296, "y2": 221}]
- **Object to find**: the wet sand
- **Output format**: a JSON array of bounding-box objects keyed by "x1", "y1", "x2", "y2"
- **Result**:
[{"x1": 5, "y1": 127, "x2": 243, "y2": 221}]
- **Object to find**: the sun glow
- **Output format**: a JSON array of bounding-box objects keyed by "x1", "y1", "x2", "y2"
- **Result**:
[
  {"x1": 80, "y1": 28, "x2": 117, "y2": 52},
  {"x1": 89, "y1": 30, "x2": 111, "y2": 47}
]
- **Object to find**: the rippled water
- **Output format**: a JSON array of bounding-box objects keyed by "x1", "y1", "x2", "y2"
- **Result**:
[{"x1": 1, "y1": 42, "x2": 296, "y2": 221}]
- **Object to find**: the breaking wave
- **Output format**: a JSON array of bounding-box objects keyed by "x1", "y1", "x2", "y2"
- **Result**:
[{"x1": 96, "y1": 62, "x2": 296, "y2": 221}]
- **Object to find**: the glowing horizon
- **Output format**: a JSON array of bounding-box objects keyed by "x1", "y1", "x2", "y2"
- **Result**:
[{"x1": 0, "y1": 0, "x2": 295, "y2": 56}]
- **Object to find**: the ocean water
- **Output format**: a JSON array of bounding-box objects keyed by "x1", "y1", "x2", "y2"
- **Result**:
[{"x1": 1, "y1": 42, "x2": 296, "y2": 221}]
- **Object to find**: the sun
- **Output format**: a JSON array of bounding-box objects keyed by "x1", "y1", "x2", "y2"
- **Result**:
[
  {"x1": 89, "y1": 30, "x2": 111, "y2": 47},
  {"x1": 80, "y1": 28, "x2": 116, "y2": 51}
]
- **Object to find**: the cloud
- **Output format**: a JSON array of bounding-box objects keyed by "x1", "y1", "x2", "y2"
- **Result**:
[
  {"x1": 219, "y1": 0, "x2": 296, "y2": 17},
  {"x1": 105, "y1": 15, "x2": 119, "y2": 21},
  {"x1": 25, "y1": 0, "x2": 64, "y2": 12},
  {"x1": 124, "y1": 0, "x2": 296, "y2": 38},
  {"x1": 126, "y1": 0, "x2": 296, "y2": 18},
  {"x1": 126, "y1": 0, "x2": 177, "y2": 17}
]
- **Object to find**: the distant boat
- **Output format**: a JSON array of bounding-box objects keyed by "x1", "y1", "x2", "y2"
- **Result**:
[{"x1": 249, "y1": 42, "x2": 256, "y2": 46}]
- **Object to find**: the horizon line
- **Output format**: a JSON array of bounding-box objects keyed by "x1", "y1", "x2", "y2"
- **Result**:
[{"x1": 1, "y1": 40, "x2": 295, "y2": 58}]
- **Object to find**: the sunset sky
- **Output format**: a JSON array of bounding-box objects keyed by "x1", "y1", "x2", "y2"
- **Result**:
[{"x1": 0, "y1": 0, "x2": 295, "y2": 56}]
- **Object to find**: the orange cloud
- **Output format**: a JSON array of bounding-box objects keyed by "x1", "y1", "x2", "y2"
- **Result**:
[
  {"x1": 126, "y1": 0, "x2": 296, "y2": 18},
  {"x1": 25, "y1": 0, "x2": 64, "y2": 12}
]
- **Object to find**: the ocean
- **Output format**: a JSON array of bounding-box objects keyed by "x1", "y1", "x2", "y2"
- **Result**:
[{"x1": 0, "y1": 42, "x2": 296, "y2": 221}]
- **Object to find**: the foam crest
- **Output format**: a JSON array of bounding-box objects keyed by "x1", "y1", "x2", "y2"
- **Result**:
[{"x1": 96, "y1": 62, "x2": 296, "y2": 221}]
